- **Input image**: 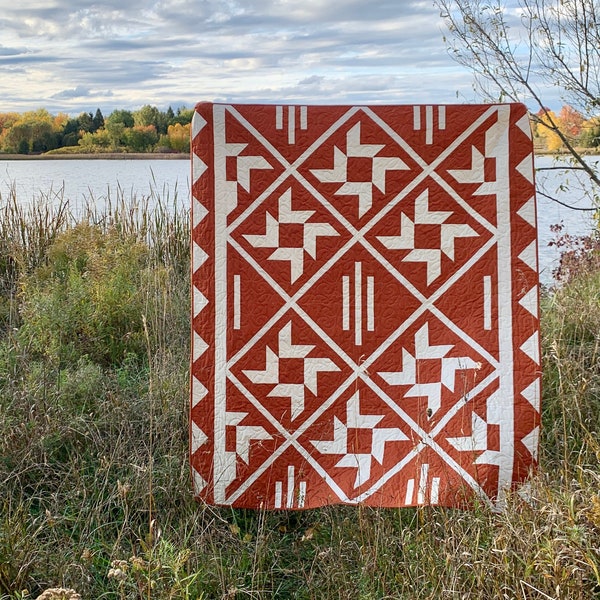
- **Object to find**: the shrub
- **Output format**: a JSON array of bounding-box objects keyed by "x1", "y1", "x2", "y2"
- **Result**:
[
  {"x1": 17, "y1": 223, "x2": 153, "y2": 367},
  {"x1": 549, "y1": 223, "x2": 600, "y2": 284}
]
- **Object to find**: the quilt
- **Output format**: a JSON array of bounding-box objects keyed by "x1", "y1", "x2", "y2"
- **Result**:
[{"x1": 190, "y1": 102, "x2": 540, "y2": 509}]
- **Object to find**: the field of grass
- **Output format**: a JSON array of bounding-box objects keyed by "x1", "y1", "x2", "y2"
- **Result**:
[{"x1": 0, "y1": 185, "x2": 599, "y2": 599}]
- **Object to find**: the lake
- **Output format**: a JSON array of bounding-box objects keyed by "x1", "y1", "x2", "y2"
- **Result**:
[
  {"x1": 0, "y1": 157, "x2": 190, "y2": 210},
  {"x1": 0, "y1": 155, "x2": 597, "y2": 285}
]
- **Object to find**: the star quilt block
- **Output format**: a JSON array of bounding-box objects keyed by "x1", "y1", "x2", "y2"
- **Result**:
[{"x1": 190, "y1": 102, "x2": 540, "y2": 509}]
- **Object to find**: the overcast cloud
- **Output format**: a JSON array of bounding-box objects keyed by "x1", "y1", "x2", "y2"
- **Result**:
[{"x1": 0, "y1": 0, "x2": 550, "y2": 115}]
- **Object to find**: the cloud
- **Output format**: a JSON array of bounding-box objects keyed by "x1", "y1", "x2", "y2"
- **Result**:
[
  {"x1": 51, "y1": 85, "x2": 92, "y2": 99},
  {"x1": 0, "y1": 44, "x2": 30, "y2": 56},
  {"x1": 0, "y1": 0, "x2": 540, "y2": 115}
]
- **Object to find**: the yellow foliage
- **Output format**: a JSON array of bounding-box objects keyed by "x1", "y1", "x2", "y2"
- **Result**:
[
  {"x1": 167, "y1": 122, "x2": 190, "y2": 152},
  {"x1": 536, "y1": 110, "x2": 563, "y2": 152},
  {"x1": 53, "y1": 113, "x2": 70, "y2": 131},
  {"x1": 0, "y1": 112, "x2": 19, "y2": 132}
]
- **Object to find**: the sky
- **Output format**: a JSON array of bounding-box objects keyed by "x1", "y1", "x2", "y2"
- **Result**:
[{"x1": 0, "y1": 0, "x2": 550, "y2": 116}]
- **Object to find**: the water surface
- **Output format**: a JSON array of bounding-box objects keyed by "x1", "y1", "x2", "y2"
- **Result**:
[{"x1": 0, "y1": 155, "x2": 596, "y2": 284}]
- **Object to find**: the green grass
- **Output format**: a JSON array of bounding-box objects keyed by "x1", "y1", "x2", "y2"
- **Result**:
[{"x1": 0, "y1": 186, "x2": 599, "y2": 599}]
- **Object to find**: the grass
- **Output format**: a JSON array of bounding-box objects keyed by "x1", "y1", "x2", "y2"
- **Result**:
[{"x1": 0, "y1": 185, "x2": 599, "y2": 599}]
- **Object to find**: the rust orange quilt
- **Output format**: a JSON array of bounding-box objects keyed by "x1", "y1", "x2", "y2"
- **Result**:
[{"x1": 190, "y1": 102, "x2": 540, "y2": 509}]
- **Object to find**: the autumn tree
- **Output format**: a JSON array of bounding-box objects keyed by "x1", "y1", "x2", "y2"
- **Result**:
[
  {"x1": 123, "y1": 125, "x2": 159, "y2": 152},
  {"x1": 133, "y1": 105, "x2": 169, "y2": 134},
  {"x1": 580, "y1": 117, "x2": 600, "y2": 148},
  {"x1": 1, "y1": 109, "x2": 63, "y2": 154},
  {"x1": 536, "y1": 109, "x2": 563, "y2": 152},
  {"x1": 436, "y1": 0, "x2": 600, "y2": 208},
  {"x1": 167, "y1": 123, "x2": 191, "y2": 152},
  {"x1": 0, "y1": 113, "x2": 20, "y2": 150},
  {"x1": 0, "y1": 112, "x2": 19, "y2": 133},
  {"x1": 559, "y1": 105, "x2": 584, "y2": 141},
  {"x1": 78, "y1": 129, "x2": 111, "y2": 151}
]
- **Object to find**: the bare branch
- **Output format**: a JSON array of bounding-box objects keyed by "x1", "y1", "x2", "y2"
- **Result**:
[
  {"x1": 435, "y1": 0, "x2": 600, "y2": 209},
  {"x1": 536, "y1": 189, "x2": 598, "y2": 211}
]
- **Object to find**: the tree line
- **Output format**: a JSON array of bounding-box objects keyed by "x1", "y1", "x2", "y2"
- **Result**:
[
  {"x1": 0, "y1": 105, "x2": 194, "y2": 155},
  {"x1": 535, "y1": 105, "x2": 600, "y2": 152},
  {"x1": 3, "y1": 101, "x2": 598, "y2": 158}
]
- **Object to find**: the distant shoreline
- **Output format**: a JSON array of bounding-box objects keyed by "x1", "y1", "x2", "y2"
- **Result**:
[
  {"x1": 0, "y1": 152, "x2": 189, "y2": 160},
  {"x1": 2, "y1": 150, "x2": 597, "y2": 160}
]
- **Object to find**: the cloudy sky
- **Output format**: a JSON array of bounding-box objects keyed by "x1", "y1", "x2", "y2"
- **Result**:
[{"x1": 0, "y1": 0, "x2": 546, "y2": 116}]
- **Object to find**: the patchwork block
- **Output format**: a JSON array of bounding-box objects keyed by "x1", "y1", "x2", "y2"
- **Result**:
[{"x1": 190, "y1": 102, "x2": 540, "y2": 509}]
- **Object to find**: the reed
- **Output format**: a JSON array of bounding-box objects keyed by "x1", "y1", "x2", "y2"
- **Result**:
[{"x1": 0, "y1": 185, "x2": 598, "y2": 599}]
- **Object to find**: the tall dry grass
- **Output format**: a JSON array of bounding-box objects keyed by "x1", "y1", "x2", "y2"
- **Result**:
[{"x1": 0, "y1": 186, "x2": 599, "y2": 599}]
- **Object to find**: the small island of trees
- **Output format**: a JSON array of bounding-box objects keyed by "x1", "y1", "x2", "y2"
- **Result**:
[{"x1": 0, "y1": 105, "x2": 194, "y2": 155}]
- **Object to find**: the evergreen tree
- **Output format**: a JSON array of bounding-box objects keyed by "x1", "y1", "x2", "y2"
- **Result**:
[
  {"x1": 92, "y1": 108, "x2": 104, "y2": 132},
  {"x1": 172, "y1": 107, "x2": 194, "y2": 126},
  {"x1": 77, "y1": 112, "x2": 94, "y2": 133}
]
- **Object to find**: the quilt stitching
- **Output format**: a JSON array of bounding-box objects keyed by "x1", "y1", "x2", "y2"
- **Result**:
[{"x1": 191, "y1": 103, "x2": 540, "y2": 509}]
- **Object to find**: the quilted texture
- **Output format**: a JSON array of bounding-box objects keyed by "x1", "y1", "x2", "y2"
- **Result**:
[{"x1": 190, "y1": 102, "x2": 540, "y2": 509}]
